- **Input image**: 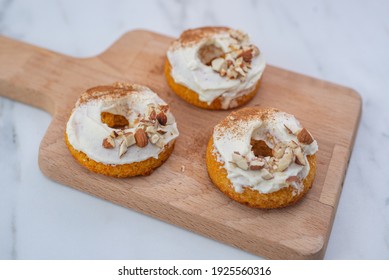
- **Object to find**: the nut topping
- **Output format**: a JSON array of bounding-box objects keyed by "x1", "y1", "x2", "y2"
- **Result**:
[
  {"x1": 102, "y1": 137, "x2": 115, "y2": 149},
  {"x1": 262, "y1": 169, "x2": 274, "y2": 180},
  {"x1": 159, "y1": 104, "x2": 170, "y2": 113},
  {"x1": 119, "y1": 140, "x2": 128, "y2": 158},
  {"x1": 156, "y1": 138, "x2": 166, "y2": 148},
  {"x1": 150, "y1": 134, "x2": 160, "y2": 144},
  {"x1": 286, "y1": 176, "x2": 300, "y2": 183},
  {"x1": 239, "y1": 49, "x2": 253, "y2": 63},
  {"x1": 272, "y1": 142, "x2": 286, "y2": 159},
  {"x1": 249, "y1": 158, "x2": 265, "y2": 170},
  {"x1": 276, "y1": 147, "x2": 293, "y2": 172},
  {"x1": 123, "y1": 132, "x2": 135, "y2": 147},
  {"x1": 297, "y1": 128, "x2": 314, "y2": 144},
  {"x1": 211, "y1": 57, "x2": 227, "y2": 72},
  {"x1": 231, "y1": 152, "x2": 249, "y2": 170},
  {"x1": 134, "y1": 128, "x2": 148, "y2": 148},
  {"x1": 294, "y1": 146, "x2": 306, "y2": 166},
  {"x1": 149, "y1": 109, "x2": 156, "y2": 121},
  {"x1": 156, "y1": 112, "x2": 167, "y2": 126}
]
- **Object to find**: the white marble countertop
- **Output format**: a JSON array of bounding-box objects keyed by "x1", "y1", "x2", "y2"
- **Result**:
[{"x1": 1, "y1": 0, "x2": 388, "y2": 259}]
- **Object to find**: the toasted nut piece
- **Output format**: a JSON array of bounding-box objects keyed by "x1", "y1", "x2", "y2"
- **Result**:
[
  {"x1": 157, "y1": 129, "x2": 167, "y2": 135},
  {"x1": 226, "y1": 67, "x2": 238, "y2": 79},
  {"x1": 146, "y1": 125, "x2": 157, "y2": 134},
  {"x1": 110, "y1": 131, "x2": 119, "y2": 138},
  {"x1": 240, "y1": 49, "x2": 253, "y2": 62},
  {"x1": 119, "y1": 140, "x2": 127, "y2": 158},
  {"x1": 156, "y1": 138, "x2": 166, "y2": 148},
  {"x1": 251, "y1": 45, "x2": 260, "y2": 57},
  {"x1": 297, "y1": 128, "x2": 314, "y2": 144},
  {"x1": 123, "y1": 132, "x2": 135, "y2": 147},
  {"x1": 272, "y1": 142, "x2": 286, "y2": 159},
  {"x1": 150, "y1": 134, "x2": 160, "y2": 144},
  {"x1": 134, "y1": 128, "x2": 148, "y2": 148},
  {"x1": 262, "y1": 169, "x2": 274, "y2": 180},
  {"x1": 250, "y1": 158, "x2": 265, "y2": 170},
  {"x1": 149, "y1": 110, "x2": 157, "y2": 121},
  {"x1": 235, "y1": 67, "x2": 246, "y2": 77},
  {"x1": 286, "y1": 176, "x2": 300, "y2": 183},
  {"x1": 102, "y1": 137, "x2": 115, "y2": 149},
  {"x1": 231, "y1": 152, "x2": 249, "y2": 170},
  {"x1": 276, "y1": 147, "x2": 293, "y2": 172},
  {"x1": 294, "y1": 146, "x2": 306, "y2": 166},
  {"x1": 288, "y1": 140, "x2": 299, "y2": 149},
  {"x1": 211, "y1": 57, "x2": 226, "y2": 72},
  {"x1": 156, "y1": 112, "x2": 167, "y2": 126},
  {"x1": 159, "y1": 104, "x2": 170, "y2": 113}
]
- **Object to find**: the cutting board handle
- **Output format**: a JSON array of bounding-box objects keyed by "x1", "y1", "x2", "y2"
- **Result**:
[{"x1": 0, "y1": 36, "x2": 67, "y2": 115}]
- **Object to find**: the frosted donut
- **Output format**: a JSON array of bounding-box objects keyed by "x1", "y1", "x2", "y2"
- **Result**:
[
  {"x1": 65, "y1": 83, "x2": 179, "y2": 178},
  {"x1": 206, "y1": 107, "x2": 318, "y2": 209},
  {"x1": 165, "y1": 27, "x2": 266, "y2": 110}
]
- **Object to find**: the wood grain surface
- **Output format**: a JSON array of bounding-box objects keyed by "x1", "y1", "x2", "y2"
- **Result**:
[{"x1": 0, "y1": 30, "x2": 362, "y2": 259}]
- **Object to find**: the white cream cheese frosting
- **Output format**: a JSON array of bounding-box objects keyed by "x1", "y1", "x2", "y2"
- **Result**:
[
  {"x1": 66, "y1": 84, "x2": 179, "y2": 165},
  {"x1": 167, "y1": 27, "x2": 266, "y2": 109},
  {"x1": 212, "y1": 108, "x2": 318, "y2": 194}
]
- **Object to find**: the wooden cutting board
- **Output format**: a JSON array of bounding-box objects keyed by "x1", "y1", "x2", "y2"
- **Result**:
[{"x1": 0, "y1": 30, "x2": 361, "y2": 259}]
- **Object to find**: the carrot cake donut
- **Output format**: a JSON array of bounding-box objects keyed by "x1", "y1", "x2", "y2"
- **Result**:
[
  {"x1": 65, "y1": 83, "x2": 179, "y2": 177},
  {"x1": 206, "y1": 107, "x2": 318, "y2": 209},
  {"x1": 165, "y1": 27, "x2": 266, "y2": 110}
]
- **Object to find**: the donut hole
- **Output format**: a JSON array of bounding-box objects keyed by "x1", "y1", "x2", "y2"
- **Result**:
[
  {"x1": 251, "y1": 139, "x2": 273, "y2": 157},
  {"x1": 198, "y1": 44, "x2": 224, "y2": 65},
  {"x1": 101, "y1": 112, "x2": 129, "y2": 129}
]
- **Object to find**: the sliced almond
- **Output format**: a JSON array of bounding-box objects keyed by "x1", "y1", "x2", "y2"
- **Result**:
[
  {"x1": 159, "y1": 104, "x2": 170, "y2": 113},
  {"x1": 272, "y1": 142, "x2": 286, "y2": 159},
  {"x1": 110, "y1": 131, "x2": 119, "y2": 138},
  {"x1": 123, "y1": 132, "x2": 135, "y2": 147},
  {"x1": 119, "y1": 140, "x2": 127, "y2": 158},
  {"x1": 294, "y1": 146, "x2": 306, "y2": 166},
  {"x1": 249, "y1": 158, "x2": 265, "y2": 170},
  {"x1": 231, "y1": 152, "x2": 249, "y2": 170},
  {"x1": 288, "y1": 140, "x2": 299, "y2": 149},
  {"x1": 146, "y1": 125, "x2": 157, "y2": 134},
  {"x1": 235, "y1": 66, "x2": 246, "y2": 77},
  {"x1": 134, "y1": 128, "x2": 148, "y2": 148},
  {"x1": 156, "y1": 112, "x2": 167, "y2": 126},
  {"x1": 156, "y1": 138, "x2": 166, "y2": 148},
  {"x1": 211, "y1": 57, "x2": 226, "y2": 72},
  {"x1": 286, "y1": 176, "x2": 300, "y2": 183},
  {"x1": 297, "y1": 128, "x2": 314, "y2": 144},
  {"x1": 226, "y1": 67, "x2": 238, "y2": 79},
  {"x1": 149, "y1": 109, "x2": 157, "y2": 121},
  {"x1": 276, "y1": 147, "x2": 293, "y2": 172},
  {"x1": 262, "y1": 169, "x2": 274, "y2": 180},
  {"x1": 102, "y1": 137, "x2": 115, "y2": 149},
  {"x1": 239, "y1": 49, "x2": 253, "y2": 62},
  {"x1": 251, "y1": 45, "x2": 260, "y2": 57},
  {"x1": 157, "y1": 129, "x2": 167, "y2": 135},
  {"x1": 150, "y1": 134, "x2": 160, "y2": 144}
]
